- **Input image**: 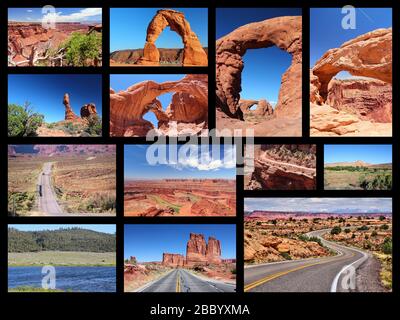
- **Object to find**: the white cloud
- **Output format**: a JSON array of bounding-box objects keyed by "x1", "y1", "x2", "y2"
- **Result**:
[
  {"x1": 27, "y1": 9, "x2": 33, "y2": 13},
  {"x1": 170, "y1": 145, "x2": 236, "y2": 171},
  {"x1": 42, "y1": 8, "x2": 102, "y2": 23}
]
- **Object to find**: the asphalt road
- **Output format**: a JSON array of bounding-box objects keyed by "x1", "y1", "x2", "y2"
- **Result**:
[
  {"x1": 37, "y1": 162, "x2": 63, "y2": 215},
  {"x1": 137, "y1": 269, "x2": 236, "y2": 293},
  {"x1": 244, "y1": 229, "x2": 369, "y2": 292}
]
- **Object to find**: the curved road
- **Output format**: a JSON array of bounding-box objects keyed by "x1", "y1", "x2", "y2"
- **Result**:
[
  {"x1": 37, "y1": 162, "x2": 63, "y2": 216},
  {"x1": 244, "y1": 229, "x2": 369, "y2": 292},
  {"x1": 136, "y1": 269, "x2": 236, "y2": 293}
]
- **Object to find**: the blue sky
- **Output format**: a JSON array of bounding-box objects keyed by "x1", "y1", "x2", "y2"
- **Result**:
[
  {"x1": 310, "y1": 8, "x2": 392, "y2": 72},
  {"x1": 110, "y1": 8, "x2": 208, "y2": 52},
  {"x1": 9, "y1": 224, "x2": 116, "y2": 234},
  {"x1": 217, "y1": 8, "x2": 301, "y2": 105},
  {"x1": 8, "y1": 8, "x2": 102, "y2": 23},
  {"x1": 324, "y1": 145, "x2": 392, "y2": 164},
  {"x1": 124, "y1": 144, "x2": 236, "y2": 180},
  {"x1": 9, "y1": 74, "x2": 102, "y2": 123},
  {"x1": 110, "y1": 74, "x2": 184, "y2": 126},
  {"x1": 244, "y1": 198, "x2": 392, "y2": 213},
  {"x1": 124, "y1": 224, "x2": 236, "y2": 261}
]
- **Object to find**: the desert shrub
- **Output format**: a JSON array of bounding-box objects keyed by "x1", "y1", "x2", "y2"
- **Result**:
[
  {"x1": 231, "y1": 268, "x2": 236, "y2": 275},
  {"x1": 371, "y1": 231, "x2": 378, "y2": 237},
  {"x1": 8, "y1": 192, "x2": 36, "y2": 216},
  {"x1": 357, "y1": 225, "x2": 369, "y2": 231},
  {"x1": 379, "y1": 215, "x2": 386, "y2": 221},
  {"x1": 382, "y1": 238, "x2": 392, "y2": 254},
  {"x1": 84, "y1": 193, "x2": 116, "y2": 212},
  {"x1": 330, "y1": 226, "x2": 342, "y2": 235},
  {"x1": 344, "y1": 229, "x2": 351, "y2": 234},
  {"x1": 63, "y1": 32, "x2": 102, "y2": 66},
  {"x1": 8, "y1": 103, "x2": 44, "y2": 137},
  {"x1": 359, "y1": 174, "x2": 392, "y2": 190},
  {"x1": 280, "y1": 252, "x2": 291, "y2": 260},
  {"x1": 85, "y1": 114, "x2": 102, "y2": 136},
  {"x1": 380, "y1": 224, "x2": 389, "y2": 230},
  {"x1": 61, "y1": 122, "x2": 80, "y2": 135}
]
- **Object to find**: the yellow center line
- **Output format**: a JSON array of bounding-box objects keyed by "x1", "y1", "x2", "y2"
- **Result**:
[
  {"x1": 176, "y1": 273, "x2": 181, "y2": 292},
  {"x1": 244, "y1": 249, "x2": 358, "y2": 292},
  {"x1": 244, "y1": 262, "x2": 322, "y2": 292}
]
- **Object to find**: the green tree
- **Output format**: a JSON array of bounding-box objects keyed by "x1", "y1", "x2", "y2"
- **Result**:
[
  {"x1": 382, "y1": 237, "x2": 392, "y2": 254},
  {"x1": 330, "y1": 226, "x2": 342, "y2": 235},
  {"x1": 63, "y1": 32, "x2": 102, "y2": 67},
  {"x1": 8, "y1": 103, "x2": 44, "y2": 137}
]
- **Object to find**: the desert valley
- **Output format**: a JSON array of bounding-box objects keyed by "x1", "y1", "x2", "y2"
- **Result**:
[
  {"x1": 244, "y1": 198, "x2": 392, "y2": 292},
  {"x1": 324, "y1": 145, "x2": 392, "y2": 190},
  {"x1": 8, "y1": 145, "x2": 116, "y2": 216},
  {"x1": 8, "y1": 8, "x2": 102, "y2": 67},
  {"x1": 124, "y1": 225, "x2": 236, "y2": 292},
  {"x1": 124, "y1": 145, "x2": 236, "y2": 217}
]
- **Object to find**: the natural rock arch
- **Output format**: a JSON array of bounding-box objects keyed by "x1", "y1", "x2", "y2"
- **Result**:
[
  {"x1": 312, "y1": 28, "x2": 392, "y2": 102},
  {"x1": 110, "y1": 74, "x2": 208, "y2": 136},
  {"x1": 216, "y1": 16, "x2": 302, "y2": 120},
  {"x1": 137, "y1": 9, "x2": 208, "y2": 66}
]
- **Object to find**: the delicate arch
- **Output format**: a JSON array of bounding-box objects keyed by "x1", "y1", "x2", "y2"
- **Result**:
[{"x1": 137, "y1": 9, "x2": 208, "y2": 66}]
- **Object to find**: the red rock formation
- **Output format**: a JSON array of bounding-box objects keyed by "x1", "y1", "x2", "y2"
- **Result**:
[
  {"x1": 310, "y1": 28, "x2": 392, "y2": 137},
  {"x1": 63, "y1": 93, "x2": 79, "y2": 121},
  {"x1": 186, "y1": 233, "x2": 208, "y2": 265},
  {"x1": 326, "y1": 79, "x2": 391, "y2": 123},
  {"x1": 162, "y1": 253, "x2": 185, "y2": 267},
  {"x1": 31, "y1": 145, "x2": 116, "y2": 156},
  {"x1": 80, "y1": 103, "x2": 98, "y2": 118},
  {"x1": 206, "y1": 237, "x2": 222, "y2": 264},
  {"x1": 216, "y1": 16, "x2": 302, "y2": 120},
  {"x1": 136, "y1": 9, "x2": 207, "y2": 66},
  {"x1": 8, "y1": 22, "x2": 89, "y2": 66},
  {"x1": 312, "y1": 28, "x2": 392, "y2": 101},
  {"x1": 110, "y1": 74, "x2": 208, "y2": 137},
  {"x1": 110, "y1": 48, "x2": 208, "y2": 65},
  {"x1": 239, "y1": 99, "x2": 273, "y2": 117}
]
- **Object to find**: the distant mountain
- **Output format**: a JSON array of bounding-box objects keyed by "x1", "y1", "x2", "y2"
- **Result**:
[
  {"x1": 325, "y1": 160, "x2": 392, "y2": 168},
  {"x1": 8, "y1": 227, "x2": 116, "y2": 253},
  {"x1": 245, "y1": 210, "x2": 392, "y2": 220}
]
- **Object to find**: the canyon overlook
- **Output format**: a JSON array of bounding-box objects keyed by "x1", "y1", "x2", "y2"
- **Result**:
[
  {"x1": 8, "y1": 22, "x2": 102, "y2": 67},
  {"x1": 310, "y1": 28, "x2": 392, "y2": 136},
  {"x1": 162, "y1": 233, "x2": 222, "y2": 267},
  {"x1": 110, "y1": 74, "x2": 208, "y2": 137},
  {"x1": 216, "y1": 16, "x2": 302, "y2": 136}
]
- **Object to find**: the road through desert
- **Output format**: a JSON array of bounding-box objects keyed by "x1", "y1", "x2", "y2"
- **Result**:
[{"x1": 244, "y1": 228, "x2": 369, "y2": 292}]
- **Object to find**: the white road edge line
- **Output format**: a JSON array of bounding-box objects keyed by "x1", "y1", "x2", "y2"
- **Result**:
[{"x1": 330, "y1": 246, "x2": 369, "y2": 292}]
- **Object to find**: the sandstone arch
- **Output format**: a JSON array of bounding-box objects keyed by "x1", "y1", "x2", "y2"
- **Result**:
[
  {"x1": 110, "y1": 74, "x2": 208, "y2": 136},
  {"x1": 312, "y1": 28, "x2": 392, "y2": 101},
  {"x1": 137, "y1": 9, "x2": 208, "y2": 66},
  {"x1": 216, "y1": 16, "x2": 302, "y2": 120}
]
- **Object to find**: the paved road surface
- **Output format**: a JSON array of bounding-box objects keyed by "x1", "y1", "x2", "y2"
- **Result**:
[
  {"x1": 244, "y1": 229, "x2": 369, "y2": 292},
  {"x1": 37, "y1": 162, "x2": 63, "y2": 215},
  {"x1": 137, "y1": 269, "x2": 236, "y2": 292}
]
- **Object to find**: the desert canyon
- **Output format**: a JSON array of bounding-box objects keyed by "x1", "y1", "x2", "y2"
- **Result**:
[
  {"x1": 310, "y1": 28, "x2": 392, "y2": 136},
  {"x1": 216, "y1": 16, "x2": 302, "y2": 136},
  {"x1": 110, "y1": 9, "x2": 208, "y2": 66},
  {"x1": 245, "y1": 145, "x2": 316, "y2": 190},
  {"x1": 110, "y1": 74, "x2": 208, "y2": 137},
  {"x1": 8, "y1": 22, "x2": 102, "y2": 67}
]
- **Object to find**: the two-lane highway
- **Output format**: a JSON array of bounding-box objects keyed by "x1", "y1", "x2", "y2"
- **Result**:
[
  {"x1": 136, "y1": 269, "x2": 236, "y2": 292},
  {"x1": 244, "y1": 229, "x2": 369, "y2": 292},
  {"x1": 37, "y1": 162, "x2": 63, "y2": 216}
]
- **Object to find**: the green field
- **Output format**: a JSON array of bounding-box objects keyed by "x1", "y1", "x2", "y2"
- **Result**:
[
  {"x1": 8, "y1": 251, "x2": 116, "y2": 267},
  {"x1": 324, "y1": 167, "x2": 392, "y2": 190}
]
